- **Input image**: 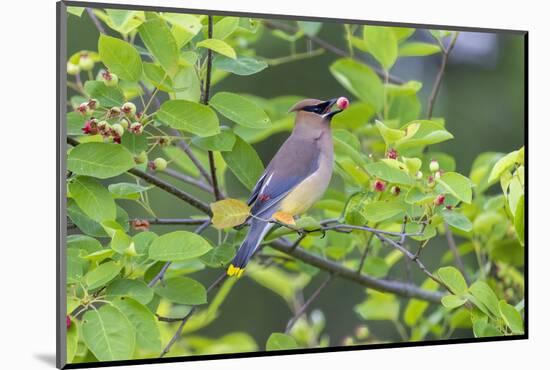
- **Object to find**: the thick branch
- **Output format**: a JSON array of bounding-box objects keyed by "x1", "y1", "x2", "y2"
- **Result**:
[
  {"x1": 66, "y1": 137, "x2": 211, "y2": 215},
  {"x1": 427, "y1": 32, "x2": 459, "y2": 118},
  {"x1": 202, "y1": 15, "x2": 223, "y2": 201},
  {"x1": 262, "y1": 20, "x2": 403, "y2": 85},
  {"x1": 269, "y1": 239, "x2": 444, "y2": 303}
]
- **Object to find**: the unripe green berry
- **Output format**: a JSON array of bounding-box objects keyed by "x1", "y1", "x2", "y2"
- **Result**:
[
  {"x1": 78, "y1": 54, "x2": 94, "y2": 71},
  {"x1": 416, "y1": 171, "x2": 423, "y2": 180},
  {"x1": 434, "y1": 170, "x2": 442, "y2": 179},
  {"x1": 101, "y1": 70, "x2": 119, "y2": 86},
  {"x1": 119, "y1": 118, "x2": 129, "y2": 129},
  {"x1": 153, "y1": 157, "x2": 168, "y2": 171},
  {"x1": 122, "y1": 102, "x2": 137, "y2": 116},
  {"x1": 429, "y1": 159, "x2": 440, "y2": 173},
  {"x1": 355, "y1": 325, "x2": 369, "y2": 340},
  {"x1": 67, "y1": 62, "x2": 80, "y2": 75},
  {"x1": 134, "y1": 151, "x2": 147, "y2": 164},
  {"x1": 111, "y1": 123, "x2": 124, "y2": 137}
]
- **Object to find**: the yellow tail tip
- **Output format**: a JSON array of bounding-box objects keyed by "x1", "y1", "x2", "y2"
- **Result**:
[{"x1": 227, "y1": 264, "x2": 245, "y2": 278}]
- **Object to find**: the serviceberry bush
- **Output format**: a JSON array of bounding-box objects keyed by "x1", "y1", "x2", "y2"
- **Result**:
[{"x1": 64, "y1": 6, "x2": 525, "y2": 364}]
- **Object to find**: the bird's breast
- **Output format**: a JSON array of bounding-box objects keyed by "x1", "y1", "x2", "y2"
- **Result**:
[{"x1": 279, "y1": 144, "x2": 333, "y2": 216}]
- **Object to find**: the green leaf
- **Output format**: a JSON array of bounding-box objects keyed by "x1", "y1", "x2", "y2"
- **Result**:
[
  {"x1": 154, "y1": 276, "x2": 207, "y2": 305},
  {"x1": 67, "y1": 112, "x2": 86, "y2": 135},
  {"x1": 330, "y1": 58, "x2": 384, "y2": 111},
  {"x1": 108, "y1": 182, "x2": 150, "y2": 200},
  {"x1": 98, "y1": 34, "x2": 143, "y2": 81},
  {"x1": 499, "y1": 300, "x2": 524, "y2": 334},
  {"x1": 84, "y1": 261, "x2": 122, "y2": 290},
  {"x1": 171, "y1": 65, "x2": 201, "y2": 102},
  {"x1": 211, "y1": 198, "x2": 251, "y2": 229},
  {"x1": 68, "y1": 142, "x2": 135, "y2": 179},
  {"x1": 162, "y1": 13, "x2": 202, "y2": 47},
  {"x1": 69, "y1": 176, "x2": 116, "y2": 222},
  {"x1": 437, "y1": 266, "x2": 467, "y2": 295},
  {"x1": 266, "y1": 333, "x2": 298, "y2": 351},
  {"x1": 488, "y1": 149, "x2": 520, "y2": 183},
  {"x1": 221, "y1": 135, "x2": 265, "y2": 190},
  {"x1": 473, "y1": 319, "x2": 502, "y2": 338},
  {"x1": 148, "y1": 231, "x2": 212, "y2": 262},
  {"x1": 143, "y1": 63, "x2": 173, "y2": 92},
  {"x1": 365, "y1": 161, "x2": 412, "y2": 185},
  {"x1": 363, "y1": 25, "x2": 398, "y2": 70},
  {"x1": 297, "y1": 21, "x2": 322, "y2": 36},
  {"x1": 403, "y1": 279, "x2": 439, "y2": 326},
  {"x1": 515, "y1": 195, "x2": 524, "y2": 246},
  {"x1": 156, "y1": 100, "x2": 220, "y2": 137},
  {"x1": 105, "y1": 225, "x2": 130, "y2": 254},
  {"x1": 210, "y1": 92, "x2": 271, "y2": 129},
  {"x1": 81, "y1": 305, "x2": 135, "y2": 361},
  {"x1": 120, "y1": 131, "x2": 148, "y2": 155},
  {"x1": 441, "y1": 294, "x2": 467, "y2": 309},
  {"x1": 197, "y1": 38, "x2": 237, "y2": 59},
  {"x1": 66, "y1": 319, "x2": 78, "y2": 362},
  {"x1": 363, "y1": 200, "x2": 406, "y2": 223},
  {"x1": 375, "y1": 120, "x2": 405, "y2": 144},
  {"x1": 214, "y1": 56, "x2": 268, "y2": 76},
  {"x1": 355, "y1": 290, "x2": 399, "y2": 321},
  {"x1": 361, "y1": 256, "x2": 390, "y2": 278},
  {"x1": 67, "y1": 234, "x2": 102, "y2": 254},
  {"x1": 111, "y1": 297, "x2": 162, "y2": 354},
  {"x1": 395, "y1": 120, "x2": 453, "y2": 152},
  {"x1": 84, "y1": 81, "x2": 124, "y2": 107},
  {"x1": 436, "y1": 172, "x2": 473, "y2": 204},
  {"x1": 139, "y1": 18, "x2": 179, "y2": 76},
  {"x1": 398, "y1": 42, "x2": 440, "y2": 57},
  {"x1": 200, "y1": 244, "x2": 236, "y2": 268},
  {"x1": 441, "y1": 209, "x2": 472, "y2": 232},
  {"x1": 106, "y1": 279, "x2": 154, "y2": 304},
  {"x1": 67, "y1": 6, "x2": 85, "y2": 17},
  {"x1": 213, "y1": 17, "x2": 239, "y2": 39},
  {"x1": 192, "y1": 126, "x2": 236, "y2": 151},
  {"x1": 469, "y1": 281, "x2": 500, "y2": 317}
]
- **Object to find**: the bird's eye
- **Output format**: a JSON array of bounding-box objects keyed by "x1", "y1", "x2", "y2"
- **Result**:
[{"x1": 303, "y1": 105, "x2": 323, "y2": 114}]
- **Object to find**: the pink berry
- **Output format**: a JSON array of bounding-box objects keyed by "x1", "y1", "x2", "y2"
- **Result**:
[
  {"x1": 434, "y1": 194, "x2": 445, "y2": 206},
  {"x1": 374, "y1": 179, "x2": 386, "y2": 192},
  {"x1": 387, "y1": 148, "x2": 398, "y2": 160},
  {"x1": 66, "y1": 315, "x2": 71, "y2": 329},
  {"x1": 336, "y1": 96, "x2": 349, "y2": 110}
]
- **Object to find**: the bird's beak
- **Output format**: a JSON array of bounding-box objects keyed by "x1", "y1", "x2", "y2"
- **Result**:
[{"x1": 322, "y1": 98, "x2": 342, "y2": 119}]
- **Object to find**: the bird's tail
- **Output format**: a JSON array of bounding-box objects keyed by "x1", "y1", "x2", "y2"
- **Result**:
[{"x1": 227, "y1": 218, "x2": 273, "y2": 278}]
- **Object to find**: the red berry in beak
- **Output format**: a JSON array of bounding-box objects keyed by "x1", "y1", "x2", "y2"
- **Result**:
[{"x1": 336, "y1": 96, "x2": 349, "y2": 110}]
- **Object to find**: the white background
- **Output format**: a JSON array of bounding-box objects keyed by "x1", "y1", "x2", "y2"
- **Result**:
[{"x1": 0, "y1": 0, "x2": 544, "y2": 368}]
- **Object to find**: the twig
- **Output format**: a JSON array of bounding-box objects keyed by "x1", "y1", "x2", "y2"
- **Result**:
[
  {"x1": 356, "y1": 233, "x2": 375, "y2": 274},
  {"x1": 285, "y1": 273, "x2": 333, "y2": 334},
  {"x1": 86, "y1": 8, "x2": 105, "y2": 34},
  {"x1": 427, "y1": 32, "x2": 459, "y2": 118},
  {"x1": 135, "y1": 217, "x2": 210, "y2": 226},
  {"x1": 262, "y1": 20, "x2": 403, "y2": 84},
  {"x1": 66, "y1": 137, "x2": 212, "y2": 215},
  {"x1": 444, "y1": 223, "x2": 470, "y2": 285}
]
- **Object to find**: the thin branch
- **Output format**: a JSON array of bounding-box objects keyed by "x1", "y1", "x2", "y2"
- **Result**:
[
  {"x1": 357, "y1": 233, "x2": 375, "y2": 274},
  {"x1": 201, "y1": 15, "x2": 223, "y2": 201},
  {"x1": 162, "y1": 167, "x2": 215, "y2": 194},
  {"x1": 262, "y1": 20, "x2": 403, "y2": 84},
  {"x1": 285, "y1": 273, "x2": 333, "y2": 334},
  {"x1": 86, "y1": 8, "x2": 105, "y2": 34},
  {"x1": 171, "y1": 131, "x2": 213, "y2": 186},
  {"x1": 444, "y1": 223, "x2": 471, "y2": 285},
  {"x1": 66, "y1": 137, "x2": 211, "y2": 215},
  {"x1": 427, "y1": 32, "x2": 459, "y2": 119},
  {"x1": 159, "y1": 272, "x2": 227, "y2": 357},
  {"x1": 137, "y1": 217, "x2": 210, "y2": 226}
]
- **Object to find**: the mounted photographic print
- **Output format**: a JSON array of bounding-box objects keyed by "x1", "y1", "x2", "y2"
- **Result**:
[{"x1": 57, "y1": 1, "x2": 527, "y2": 368}]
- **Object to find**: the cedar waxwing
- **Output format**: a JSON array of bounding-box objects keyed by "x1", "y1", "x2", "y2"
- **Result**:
[{"x1": 227, "y1": 97, "x2": 349, "y2": 277}]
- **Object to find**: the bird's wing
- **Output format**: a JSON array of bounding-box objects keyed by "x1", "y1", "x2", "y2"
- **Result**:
[{"x1": 248, "y1": 136, "x2": 321, "y2": 217}]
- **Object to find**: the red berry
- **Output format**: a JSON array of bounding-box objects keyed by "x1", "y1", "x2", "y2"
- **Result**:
[
  {"x1": 76, "y1": 103, "x2": 89, "y2": 115},
  {"x1": 445, "y1": 205, "x2": 453, "y2": 210},
  {"x1": 81, "y1": 119, "x2": 98, "y2": 135},
  {"x1": 336, "y1": 96, "x2": 349, "y2": 110},
  {"x1": 434, "y1": 194, "x2": 445, "y2": 206},
  {"x1": 66, "y1": 315, "x2": 71, "y2": 329},
  {"x1": 374, "y1": 179, "x2": 386, "y2": 192},
  {"x1": 387, "y1": 148, "x2": 398, "y2": 160}
]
